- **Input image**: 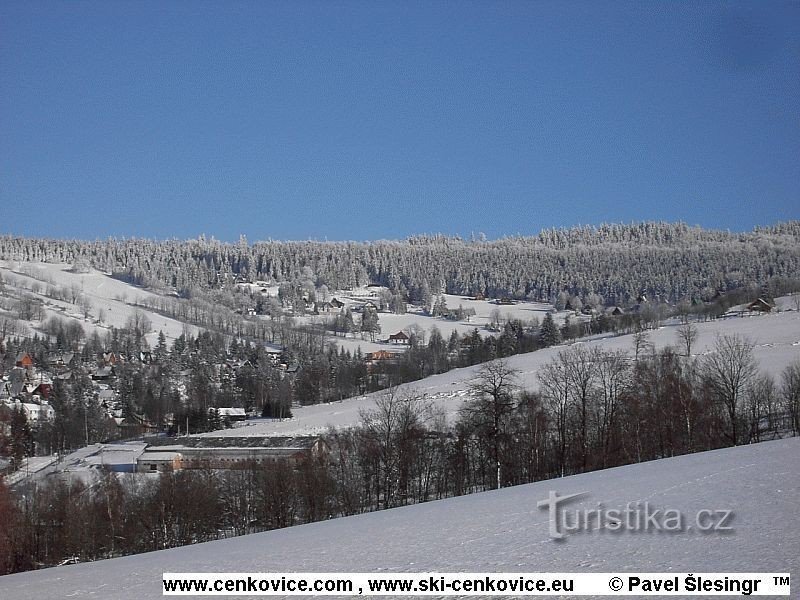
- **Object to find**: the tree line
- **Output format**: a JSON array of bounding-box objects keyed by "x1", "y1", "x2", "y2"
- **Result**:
[
  {"x1": 2, "y1": 336, "x2": 798, "y2": 575},
  {"x1": 2, "y1": 221, "x2": 799, "y2": 305}
]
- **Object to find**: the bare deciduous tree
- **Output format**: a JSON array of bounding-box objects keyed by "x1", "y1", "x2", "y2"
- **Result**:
[
  {"x1": 781, "y1": 360, "x2": 800, "y2": 436},
  {"x1": 676, "y1": 319, "x2": 698, "y2": 357},
  {"x1": 703, "y1": 334, "x2": 758, "y2": 446},
  {"x1": 462, "y1": 359, "x2": 519, "y2": 489}
]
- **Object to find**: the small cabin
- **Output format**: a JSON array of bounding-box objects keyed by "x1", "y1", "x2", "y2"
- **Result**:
[
  {"x1": 388, "y1": 331, "x2": 410, "y2": 344},
  {"x1": 746, "y1": 298, "x2": 773, "y2": 313}
]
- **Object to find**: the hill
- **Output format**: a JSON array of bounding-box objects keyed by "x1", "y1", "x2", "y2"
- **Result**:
[
  {"x1": 205, "y1": 297, "x2": 800, "y2": 438},
  {"x1": 0, "y1": 438, "x2": 796, "y2": 599}
]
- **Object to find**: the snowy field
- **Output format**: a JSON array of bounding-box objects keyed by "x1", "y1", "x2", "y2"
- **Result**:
[
  {"x1": 0, "y1": 261, "x2": 199, "y2": 344},
  {"x1": 0, "y1": 437, "x2": 796, "y2": 599},
  {"x1": 298, "y1": 289, "x2": 579, "y2": 355},
  {"x1": 207, "y1": 303, "x2": 800, "y2": 438}
]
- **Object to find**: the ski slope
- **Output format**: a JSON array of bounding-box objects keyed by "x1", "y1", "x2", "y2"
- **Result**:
[
  {"x1": 208, "y1": 303, "x2": 800, "y2": 438},
  {"x1": 0, "y1": 437, "x2": 796, "y2": 599}
]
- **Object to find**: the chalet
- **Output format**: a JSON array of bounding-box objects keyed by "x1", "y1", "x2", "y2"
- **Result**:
[
  {"x1": 330, "y1": 298, "x2": 345, "y2": 309},
  {"x1": 365, "y1": 350, "x2": 399, "y2": 364},
  {"x1": 608, "y1": 306, "x2": 625, "y2": 316},
  {"x1": 209, "y1": 407, "x2": 248, "y2": 423},
  {"x1": 117, "y1": 413, "x2": 159, "y2": 436},
  {"x1": 263, "y1": 345, "x2": 283, "y2": 364},
  {"x1": 746, "y1": 298, "x2": 774, "y2": 313},
  {"x1": 15, "y1": 352, "x2": 34, "y2": 369},
  {"x1": 284, "y1": 362, "x2": 300, "y2": 375},
  {"x1": 28, "y1": 382, "x2": 52, "y2": 399},
  {"x1": 97, "y1": 388, "x2": 117, "y2": 405},
  {"x1": 137, "y1": 436, "x2": 329, "y2": 472},
  {"x1": 101, "y1": 352, "x2": 122, "y2": 366},
  {"x1": 92, "y1": 365, "x2": 114, "y2": 381},
  {"x1": 388, "y1": 331, "x2": 410, "y2": 345},
  {"x1": 46, "y1": 352, "x2": 76, "y2": 370},
  {"x1": 497, "y1": 297, "x2": 515, "y2": 305}
]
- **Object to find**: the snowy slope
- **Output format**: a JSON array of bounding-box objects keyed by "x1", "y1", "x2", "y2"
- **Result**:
[
  {"x1": 300, "y1": 291, "x2": 574, "y2": 355},
  {"x1": 208, "y1": 305, "x2": 800, "y2": 438},
  {"x1": 0, "y1": 438, "x2": 796, "y2": 599},
  {"x1": 0, "y1": 261, "x2": 199, "y2": 344}
]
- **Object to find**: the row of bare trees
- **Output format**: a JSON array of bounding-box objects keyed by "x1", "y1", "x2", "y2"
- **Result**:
[
  {"x1": 0, "y1": 458, "x2": 332, "y2": 574},
  {"x1": 2, "y1": 336, "x2": 798, "y2": 575}
]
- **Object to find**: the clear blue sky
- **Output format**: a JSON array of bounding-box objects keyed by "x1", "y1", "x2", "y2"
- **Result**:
[{"x1": 1, "y1": 1, "x2": 798, "y2": 241}]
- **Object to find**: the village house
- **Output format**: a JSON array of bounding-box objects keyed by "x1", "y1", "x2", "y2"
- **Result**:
[
  {"x1": 746, "y1": 298, "x2": 774, "y2": 313},
  {"x1": 46, "y1": 351, "x2": 76, "y2": 372},
  {"x1": 15, "y1": 352, "x2": 34, "y2": 370},
  {"x1": 365, "y1": 350, "x2": 397, "y2": 363},
  {"x1": 92, "y1": 365, "x2": 114, "y2": 381},
  {"x1": 388, "y1": 331, "x2": 410, "y2": 345},
  {"x1": 3, "y1": 398, "x2": 55, "y2": 423},
  {"x1": 209, "y1": 407, "x2": 248, "y2": 423}
]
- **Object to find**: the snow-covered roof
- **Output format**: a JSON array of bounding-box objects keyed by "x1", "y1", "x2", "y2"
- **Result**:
[
  {"x1": 148, "y1": 436, "x2": 322, "y2": 450},
  {"x1": 210, "y1": 407, "x2": 246, "y2": 417}
]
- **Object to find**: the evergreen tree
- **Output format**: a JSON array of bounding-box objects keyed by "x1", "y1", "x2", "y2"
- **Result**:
[{"x1": 540, "y1": 313, "x2": 561, "y2": 347}]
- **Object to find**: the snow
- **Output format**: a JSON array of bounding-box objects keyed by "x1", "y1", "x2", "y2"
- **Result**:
[
  {"x1": 300, "y1": 292, "x2": 577, "y2": 355},
  {"x1": 0, "y1": 437, "x2": 796, "y2": 599},
  {"x1": 0, "y1": 261, "x2": 199, "y2": 344},
  {"x1": 9, "y1": 443, "x2": 148, "y2": 487},
  {"x1": 205, "y1": 304, "x2": 800, "y2": 438},
  {"x1": 2, "y1": 455, "x2": 58, "y2": 486}
]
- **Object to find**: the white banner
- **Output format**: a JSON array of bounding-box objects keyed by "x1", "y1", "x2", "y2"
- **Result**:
[{"x1": 163, "y1": 572, "x2": 791, "y2": 596}]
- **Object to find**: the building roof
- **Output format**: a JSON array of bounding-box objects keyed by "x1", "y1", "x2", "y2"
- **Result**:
[
  {"x1": 747, "y1": 298, "x2": 773, "y2": 310},
  {"x1": 138, "y1": 451, "x2": 181, "y2": 462},
  {"x1": 147, "y1": 436, "x2": 322, "y2": 451},
  {"x1": 366, "y1": 350, "x2": 397, "y2": 361},
  {"x1": 210, "y1": 407, "x2": 247, "y2": 417}
]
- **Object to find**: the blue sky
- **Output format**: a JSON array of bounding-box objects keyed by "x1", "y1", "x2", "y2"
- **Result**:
[{"x1": 1, "y1": 1, "x2": 798, "y2": 241}]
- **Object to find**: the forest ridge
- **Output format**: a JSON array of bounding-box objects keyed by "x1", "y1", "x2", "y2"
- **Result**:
[{"x1": 1, "y1": 221, "x2": 798, "y2": 304}]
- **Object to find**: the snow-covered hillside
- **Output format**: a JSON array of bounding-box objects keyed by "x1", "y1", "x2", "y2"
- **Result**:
[
  {"x1": 0, "y1": 261, "x2": 199, "y2": 344},
  {"x1": 0, "y1": 438, "x2": 796, "y2": 599},
  {"x1": 301, "y1": 289, "x2": 572, "y2": 355},
  {"x1": 207, "y1": 304, "x2": 800, "y2": 438}
]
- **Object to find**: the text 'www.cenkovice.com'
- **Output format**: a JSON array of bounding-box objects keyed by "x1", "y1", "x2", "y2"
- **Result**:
[{"x1": 163, "y1": 572, "x2": 790, "y2": 596}]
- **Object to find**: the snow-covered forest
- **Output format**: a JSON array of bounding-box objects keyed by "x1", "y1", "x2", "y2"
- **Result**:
[{"x1": 2, "y1": 221, "x2": 799, "y2": 304}]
